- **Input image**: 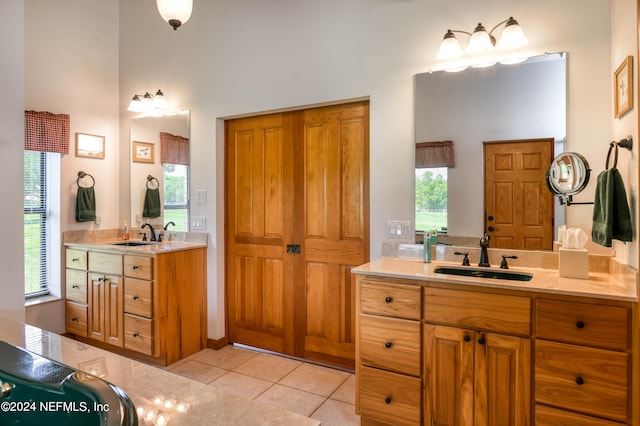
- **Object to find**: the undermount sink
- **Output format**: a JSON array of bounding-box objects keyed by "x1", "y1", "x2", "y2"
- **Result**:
[
  {"x1": 111, "y1": 241, "x2": 155, "y2": 246},
  {"x1": 433, "y1": 266, "x2": 534, "y2": 282}
]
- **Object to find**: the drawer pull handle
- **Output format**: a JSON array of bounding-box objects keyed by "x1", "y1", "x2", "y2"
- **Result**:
[
  {"x1": 463, "y1": 335, "x2": 471, "y2": 342},
  {"x1": 384, "y1": 397, "x2": 392, "y2": 404},
  {"x1": 575, "y1": 321, "x2": 585, "y2": 329},
  {"x1": 71, "y1": 317, "x2": 78, "y2": 322},
  {"x1": 72, "y1": 285, "x2": 79, "y2": 289},
  {"x1": 72, "y1": 258, "x2": 80, "y2": 262},
  {"x1": 575, "y1": 377, "x2": 584, "y2": 385},
  {"x1": 133, "y1": 332, "x2": 140, "y2": 337},
  {"x1": 132, "y1": 265, "x2": 139, "y2": 270},
  {"x1": 385, "y1": 296, "x2": 393, "y2": 303},
  {"x1": 133, "y1": 296, "x2": 139, "y2": 300},
  {"x1": 385, "y1": 341, "x2": 392, "y2": 349}
]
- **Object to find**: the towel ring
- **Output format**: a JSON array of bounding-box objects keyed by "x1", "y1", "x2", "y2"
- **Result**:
[
  {"x1": 77, "y1": 171, "x2": 95, "y2": 188},
  {"x1": 606, "y1": 143, "x2": 619, "y2": 170},
  {"x1": 146, "y1": 175, "x2": 159, "y2": 189}
]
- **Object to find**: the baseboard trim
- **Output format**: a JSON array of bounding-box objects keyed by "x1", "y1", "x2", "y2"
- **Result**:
[{"x1": 207, "y1": 337, "x2": 229, "y2": 350}]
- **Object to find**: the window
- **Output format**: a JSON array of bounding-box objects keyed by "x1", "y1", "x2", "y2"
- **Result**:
[
  {"x1": 163, "y1": 163, "x2": 190, "y2": 231},
  {"x1": 24, "y1": 151, "x2": 48, "y2": 297},
  {"x1": 415, "y1": 167, "x2": 448, "y2": 233}
]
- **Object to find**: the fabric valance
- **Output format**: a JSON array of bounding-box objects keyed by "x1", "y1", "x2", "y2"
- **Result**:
[
  {"x1": 415, "y1": 140, "x2": 454, "y2": 168},
  {"x1": 160, "y1": 132, "x2": 189, "y2": 165},
  {"x1": 24, "y1": 110, "x2": 70, "y2": 154}
]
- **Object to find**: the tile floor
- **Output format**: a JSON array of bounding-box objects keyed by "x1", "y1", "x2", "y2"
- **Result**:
[{"x1": 163, "y1": 345, "x2": 360, "y2": 425}]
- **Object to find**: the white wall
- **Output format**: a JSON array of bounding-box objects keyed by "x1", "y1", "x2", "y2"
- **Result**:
[
  {"x1": 23, "y1": 0, "x2": 120, "y2": 332},
  {"x1": 14, "y1": 0, "x2": 636, "y2": 339},
  {"x1": 114, "y1": 0, "x2": 635, "y2": 340},
  {"x1": 0, "y1": 1, "x2": 26, "y2": 322}
]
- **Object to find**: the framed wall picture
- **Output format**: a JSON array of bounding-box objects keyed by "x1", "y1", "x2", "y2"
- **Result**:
[
  {"x1": 75, "y1": 133, "x2": 105, "y2": 159},
  {"x1": 614, "y1": 55, "x2": 633, "y2": 118},
  {"x1": 132, "y1": 141, "x2": 155, "y2": 163}
]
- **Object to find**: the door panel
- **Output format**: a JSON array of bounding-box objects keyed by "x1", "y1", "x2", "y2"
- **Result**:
[
  {"x1": 226, "y1": 113, "x2": 295, "y2": 355},
  {"x1": 484, "y1": 139, "x2": 554, "y2": 250},
  {"x1": 226, "y1": 101, "x2": 369, "y2": 368}
]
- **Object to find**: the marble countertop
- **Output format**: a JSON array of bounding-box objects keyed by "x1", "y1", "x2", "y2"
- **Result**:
[
  {"x1": 64, "y1": 239, "x2": 207, "y2": 255},
  {"x1": 353, "y1": 257, "x2": 638, "y2": 302},
  {"x1": 0, "y1": 319, "x2": 319, "y2": 425}
]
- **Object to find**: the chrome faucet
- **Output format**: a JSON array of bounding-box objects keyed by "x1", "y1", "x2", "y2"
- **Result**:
[
  {"x1": 478, "y1": 233, "x2": 490, "y2": 267},
  {"x1": 142, "y1": 223, "x2": 157, "y2": 242}
]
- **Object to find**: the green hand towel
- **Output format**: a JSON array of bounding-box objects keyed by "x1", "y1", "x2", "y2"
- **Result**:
[
  {"x1": 143, "y1": 187, "x2": 161, "y2": 218},
  {"x1": 76, "y1": 186, "x2": 96, "y2": 222},
  {"x1": 592, "y1": 168, "x2": 632, "y2": 247}
]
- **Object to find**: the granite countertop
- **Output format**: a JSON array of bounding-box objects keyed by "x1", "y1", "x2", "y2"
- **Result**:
[
  {"x1": 353, "y1": 257, "x2": 638, "y2": 302},
  {"x1": 0, "y1": 319, "x2": 320, "y2": 426}
]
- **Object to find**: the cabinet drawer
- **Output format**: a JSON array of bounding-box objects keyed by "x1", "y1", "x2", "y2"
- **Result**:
[
  {"x1": 360, "y1": 365, "x2": 421, "y2": 425},
  {"x1": 89, "y1": 252, "x2": 122, "y2": 275},
  {"x1": 66, "y1": 269, "x2": 87, "y2": 304},
  {"x1": 124, "y1": 278, "x2": 153, "y2": 318},
  {"x1": 124, "y1": 314, "x2": 153, "y2": 355},
  {"x1": 360, "y1": 280, "x2": 421, "y2": 320},
  {"x1": 535, "y1": 404, "x2": 623, "y2": 426},
  {"x1": 536, "y1": 299, "x2": 629, "y2": 350},
  {"x1": 424, "y1": 288, "x2": 531, "y2": 335},
  {"x1": 66, "y1": 249, "x2": 87, "y2": 270},
  {"x1": 65, "y1": 301, "x2": 88, "y2": 337},
  {"x1": 535, "y1": 340, "x2": 629, "y2": 422},
  {"x1": 124, "y1": 255, "x2": 153, "y2": 280},
  {"x1": 360, "y1": 314, "x2": 421, "y2": 376}
]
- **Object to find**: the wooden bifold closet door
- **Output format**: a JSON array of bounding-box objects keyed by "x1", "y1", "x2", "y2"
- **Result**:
[{"x1": 225, "y1": 101, "x2": 369, "y2": 369}]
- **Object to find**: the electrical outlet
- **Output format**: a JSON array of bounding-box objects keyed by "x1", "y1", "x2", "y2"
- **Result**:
[{"x1": 191, "y1": 216, "x2": 206, "y2": 230}]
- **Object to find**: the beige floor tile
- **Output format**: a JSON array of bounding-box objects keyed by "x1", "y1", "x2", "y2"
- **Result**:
[
  {"x1": 311, "y1": 399, "x2": 360, "y2": 426},
  {"x1": 209, "y1": 371, "x2": 274, "y2": 400},
  {"x1": 190, "y1": 345, "x2": 260, "y2": 370},
  {"x1": 167, "y1": 360, "x2": 227, "y2": 384},
  {"x1": 233, "y1": 352, "x2": 302, "y2": 382},
  {"x1": 329, "y1": 374, "x2": 356, "y2": 404},
  {"x1": 254, "y1": 384, "x2": 326, "y2": 417},
  {"x1": 279, "y1": 363, "x2": 350, "y2": 397}
]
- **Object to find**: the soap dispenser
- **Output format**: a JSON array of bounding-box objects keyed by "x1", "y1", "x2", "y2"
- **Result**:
[{"x1": 122, "y1": 221, "x2": 130, "y2": 241}]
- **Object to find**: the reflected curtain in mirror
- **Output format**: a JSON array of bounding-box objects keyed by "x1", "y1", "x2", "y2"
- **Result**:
[
  {"x1": 416, "y1": 140, "x2": 455, "y2": 168},
  {"x1": 160, "y1": 132, "x2": 189, "y2": 165}
]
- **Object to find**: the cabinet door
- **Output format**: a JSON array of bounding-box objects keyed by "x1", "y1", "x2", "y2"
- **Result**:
[
  {"x1": 88, "y1": 273, "x2": 105, "y2": 341},
  {"x1": 424, "y1": 324, "x2": 475, "y2": 426},
  {"x1": 475, "y1": 333, "x2": 531, "y2": 426},
  {"x1": 104, "y1": 274, "x2": 123, "y2": 347}
]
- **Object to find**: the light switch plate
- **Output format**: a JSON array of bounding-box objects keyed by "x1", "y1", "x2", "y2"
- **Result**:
[
  {"x1": 195, "y1": 189, "x2": 207, "y2": 203},
  {"x1": 191, "y1": 216, "x2": 206, "y2": 230},
  {"x1": 386, "y1": 220, "x2": 412, "y2": 239}
]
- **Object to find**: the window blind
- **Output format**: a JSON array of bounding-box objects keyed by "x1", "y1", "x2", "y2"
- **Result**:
[{"x1": 24, "y1": 151, "x2": 48, "y2": 296}]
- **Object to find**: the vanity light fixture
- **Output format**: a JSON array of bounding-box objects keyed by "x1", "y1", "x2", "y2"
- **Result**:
[
  {"x1": 157, "y1": 0, "x2": 193, "y2": 30},
  {"x1": 437, "y1": 17, "x2": 528, "y2": 60},
  {"x1": 127, "y1": 90, "x2": 167, "y2": 112}
]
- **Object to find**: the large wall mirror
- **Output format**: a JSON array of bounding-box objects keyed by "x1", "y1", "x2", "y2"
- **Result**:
[
  {"x1": 415, "y1": 53, "x2": 567, "y2": 250},
  {"x1": 129, "y1": 111, "x2": 190, "y2": 231}
]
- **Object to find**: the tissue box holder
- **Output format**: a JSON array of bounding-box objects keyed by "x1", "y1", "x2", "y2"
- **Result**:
[{"x1": 558, "y1": 248, "x2": 589, "y2": 279}]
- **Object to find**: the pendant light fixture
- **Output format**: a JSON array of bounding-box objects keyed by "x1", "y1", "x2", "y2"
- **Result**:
[
  {"x1": 437, "y1": 17, "x2": 528, "y2": 61},
  {"x1": 157, "y1": 0, "x2": 193, "y2": 30}
]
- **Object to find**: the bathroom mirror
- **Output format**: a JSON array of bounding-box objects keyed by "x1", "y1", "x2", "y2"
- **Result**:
[
  {"x1": 546, "y1": 152, "x2": 591, "y2": 205},
  {"x1": 415, "y1": 52, "x2": 567, "y2": 249},
  {"x1": 129, "y1": 111, "x2": 190, "y2": 231}
]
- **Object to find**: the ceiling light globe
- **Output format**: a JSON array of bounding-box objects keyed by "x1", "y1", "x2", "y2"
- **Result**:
[{"x1": 157, "y1": 0, "x2": 193, "y2": 30}]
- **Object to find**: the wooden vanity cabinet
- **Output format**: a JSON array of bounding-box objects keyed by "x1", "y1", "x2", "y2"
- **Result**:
[
  {"x1": 423, "y1": 288, "x2": 532, "y2": 426},
  {"x1": 534, "y1": 299, "x2": 631, "y2": 424},
  {"x1": 357, "y1": 279, "x2": 422, "y2": 425},
  {"x1": 65, "y1": 246, "x2": 207, "y2": 365}
]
